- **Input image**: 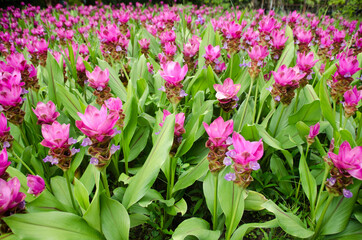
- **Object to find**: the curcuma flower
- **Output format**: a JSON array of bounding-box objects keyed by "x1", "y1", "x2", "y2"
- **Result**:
[
  {"x1": 326, "y1": 141, "x2": 362, "y2": 197},
  {"x1": 33, "y1": 101, "x2": 60, "y2": 125},
  {"x1": 226, "y1": 132, "x2": 263, "y2": 188},
  {"x1": 41, "y1": 121, "x2": 74, "y2": 170},
  {"x1": 76, "y1": 105, "x2": 120, "y2": 169},
  {"x1": 159, "y1": 61, "x2": 188, "y2": 105},
  {"x1": 213, "y1": 78, "x2": 241, "y2": 112},
  {"x1": 343, "y1": 86, "x2": 362, "y2": 118},
  {"x1": 86, "y1": 67, "x2": 112, "y2": 105},
  {"x1": 271, "y1": 65, "x2": 306, "y2": 105},
  {"x1": 27, "y1": 175, "x2": 45, "y2": 196},
  {"x1": 203, "y1": 117, "x2": 233, "y2": 172},
  {"x1": 296, "y1": 52, "x2": 318, "y2": 88},
  {"x1": 0, "y1": 148, "x2": 10, "y2": 178},
  {"x1": 247, "y1": 45, "x2": 269, "y2": 79},
  {"x1": 0, "y1": 113, "x2": 13, "y2": 149},
  {"x1": 204, "y1": 44, "x2": 221, "y2": 66},
  {"x1": 307, "y1": 122, "x2": 320, "y2": 145},
  {"x1": 105, "y1": 97, "x2": 125, "y2": 128},
  {"x1": 0, "y1": 177, "x2": 26, "y2": 215},
  {"x1": 159, "y1": 110, "x2": 185, "y2": 155}
]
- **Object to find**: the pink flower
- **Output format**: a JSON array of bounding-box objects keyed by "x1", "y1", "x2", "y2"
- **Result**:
[
  {"x1": 213, "y1": 78, "x2": 241, "y2": 104},
  {"x1": 138, "y1": 39, "x2": 150, "y2": 50},
  {"x1": 336, "y1": 56, "x2": 360, "y2": 78},
  {"x1": 295, "y1": 28, "x2": 313, "y2": 44},
  {"x1": 272, "y1": 65, "x2": 306, "y2": 87},
  {"x1": 270, "y1": 30, "x2": 288, "y2": 49},
  {"x1": 228, "y1": 132, "x2": 263, "y2": 169},
  {"x1": 33, "y1": 101, "x2": 60, "y2": 125},
  {"x1": 258, "y1": 16, "x2": 278, "y2": 34},
  {"x1": 203, "y1": 116, "x2": 233, "y2": 147},
  {"x1": 328, "y1": 141, "x2": 362, "y2": 180},
  {"x1": 41, "y1": 121, "x2": 70, "y2": 150},
  {"x1": 183, "y1": 42, "x2": 199, "y2": 57},
  {"x1": 204, "y1": 44, "x2": 221, "y2": 63},
  {"x1": 333, "y1": 29, "x2": 346, "y2": 43},
  {"x1": 221, "y1": 21, "x2": 243, "y2": 39},
  {"x1": 33, "y1": 39, "x2": 48, "y2": 53},
  {"x1": 159, "y1": 110, "x2": 185, "y2": 137},
  {"x1": 0, "y1": 84, "x2": 23, "y2": 107},
  {"x1": 0, "y1": 113, "x2": 10, "y2": 137},
  {"x1": 0, "y1": 177, "x2": 26, "y2": 214},
  {"x1": 76, "y1": 105, "x2": 119, "y2": 142},
  {"x1": 86, "y1": 66, "x2": 110, "y2": 91},
  {"x1": 296, "y1": 52, "x2": 318, "y2": 72},
  {"x1": 344, "y1": 86, "x2": 362, "y2": 106},
  {"x1": 27, "y1": 175, "x2": 45, "y2": 196},
  {"x1": 247, "y1": 45, "x2": 269, "y2": 61},
  {"x1": 163, "y1": 42, "x2": 177, "y2": 56},
  {"x1": 308, "y1": 122, "x2": 320, "y2": 139},
  {"x1": 105, "y1": 97, "x2": 123, "y2": 113},
  {"x1": 0, "y1": 148, "x2": 10, "y2": 176},
  {"x1": 159, "y1": 61, "x2": 188, "y2": 86},
  {"x1": 5, "y1": 53, "x2": 28, "y2": 72}
]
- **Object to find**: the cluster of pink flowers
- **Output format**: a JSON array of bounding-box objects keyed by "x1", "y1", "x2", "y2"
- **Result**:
[
  {"x1": 86, "y1": 67, "x2": 112, "y2": 105},
  {"x1": 203, "y1": 44, "x2": 226, "y2": 74},
  {"x1": 183, "y1": 35, "x2": 201, "y2": 70}
]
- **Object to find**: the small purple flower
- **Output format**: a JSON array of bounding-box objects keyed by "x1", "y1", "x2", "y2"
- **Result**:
[
  {"x1": 155, "y1": 131, "x2": 160, "y2": 135},
  {"x1": 327, "y1": 177, "x2": 336, "y2": 186},
  {"x1": 110, "y1": 144, "x2": 120, "y2": 154},
  {"x1": 90, "y1": 157, "x2": 99, "y2": 165},
  {"x1": 81, "y1": 137, "x2": 92, "y2": 147},
  {"x1": 225, "y1": 137, "x2": 233, "y2": 145},
  {"x1": 179, "y1": 90, "x2": 188, "y2": 97},
  {"x1": 71, "y1": 148, "x2": 80, "y2": 155},
  {"x1": 68, "y1": 138, "x2": 78, "y2": 145},
  {"x1": 224, "y1": 172, "x2": 236, "y2": 181},
  {"x1": 273, "y1": 54, "x2": 279, "y2": 60},
  {"x1": 274, "y1": 96, "x2": 281, "y2": 101},
  {"x1": 116, "y1": 46, "x2": 122, "y2": 52},
  {"x1": 223, "y1": 157, "x2": 232, "y2": 166},
  {"x1": 307, "y1": 74, "x2": 312, "y2": 80},
  {"x1": 3, "y1": 141, "x2": 10, "y2": 148},
  {"x1": 97, "y1": 86, "x2": 103, "y2": 91},
  {"x1": 343, "y1": 189, "x2": 353, "y2": 198},
  {"x1": 249, "y1": 161, "x2": 260, "y2": 170},
  {"x1": 158, "y1": 86, "x2": 166, "y2": 92},
  {"x1": 266, "y1": 86, "x2": 272, "y2": 92},
  {"x1": 115, "y1": 129, "x2": 122, "y2": 135},
  {"x1": 43, "y1": 155, "x2": 58, "y2": 165},
  {"x1": 344, "y1": 73, "x2": 351, "y2": 78}
]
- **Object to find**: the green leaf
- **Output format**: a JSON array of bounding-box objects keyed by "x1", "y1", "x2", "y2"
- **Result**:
[
  {"x1": 173, "y1": 154, "x2": 208, "y2": 193},
  {"x1": 0, "y1": 233, "x2": 19, "y2": 240},
  {"x1": 203, "y1": 171, "x2": 222, "y2": 219},
  {"x1": 127, "y1": 126, "x2": 150, "y2": 162},
  {"x1": 318, "y1": 181, "x2": 362, "y2": 235},
  {"x1": 166, "y1": 198, "x2": 188, "y2": 216},
  {"x1": 51, "y1": 176, "x2": 77, "y2": 214},
  {"x1": 244, "y1": 191, "x2": 268, "y2": 211},
  {"x1": 122, "y1": 114, "x2": 175, "y2": 209},
  {"x1": 26, "y1": 190, "x2": 68, "y2": 213},
  {"x1": 218, "y1": 168, "x2": 246, "y2": 234},
  {"x1": 231, "y1": 219, "x2": 279, "y2": 240},
  {"x1": 4, "y1": 212, "x2": 104, "y2": 240},
  {"x1": 100, "y1": 193, "x2": 130, "y2": 240},
  {"x1": 44, "y1": 52, "x2": 63, "y2": 106},
  {"x1": 83, "y1": 169, "x2": 102, "y2": 232},
  {"x1": 255, "y1": 124, "x2": 282, "y2": 150},
  {"x1": 288, "y1": 100, "x2": 321, "y2": 125},
  {"x1": 172, "y1": 218, "x2": 220, "y2": 240},
  {"x1": 270, "y1": 155, "x2": 293, "y2": 196},
  {"x1": 318, "y1": 63, "x2": 337, "y2": 130},
  {"x1": 262, "y1": 200, "x2": 314, "y2": 238},
  {"x1": 298, "y1": 147, "x2": 317, "y2": 208},
  {"x1": 6, "y1": 167, "x2": 35, "y2": 202},
  {"x1": 74, "y1": 178, "x2": 90, "y2": 213},
  {"x1": 325, "y1": 220, "x2": 362, "y2": 240},
  {"x1": 56, "y1": 83, "x2": 84, "y2": 120}
]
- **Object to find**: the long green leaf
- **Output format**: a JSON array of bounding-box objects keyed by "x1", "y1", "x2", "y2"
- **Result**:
[
  {"x1": 4, "y1": 212, "x2": 104, "y2": 240},
  {"x1": 172, "y1": 217, "x2": 220, "y2": 240},
  {"x1": 122, "y1": 114, "x2": 175, "y2": 209}
]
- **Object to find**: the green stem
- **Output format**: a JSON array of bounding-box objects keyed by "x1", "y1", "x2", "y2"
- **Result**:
[
  {"x1": 272, "y1": 105, "x2": 286, "y2": 137},
  {"x1": 312, "y1": 195, "x2": 334, "y2": 239},
  {"x1": 225, "y1": 187, "x2": 243, "y2": 240},
  {"x1": 237, "y1": 78, "x2": 254, "y2": 132},
  {"x1": 19, "y1": 125, "x2": 29, "y2": 146},
  {"x1": 313, "y1": 162, "x2": 331, "y2": 223},
  {"x1": 101, "y1": 169, "x2": 111, "y2": 197},
  {"x1": 339, "y1": 102, "x2": 343, "y2": 129},
  {"x1": 256, "y1": 100, "x2": 264, "y2": 124},
  {"x1": 252, "y1": 77, "x2": 259, "y2": 124},
  {"x1": 166, "y1": 157, "x2": 177, "y2": 200},
  {"x1": 120, "y1": 61, "x2": 130, "y2": 82},
  {"x1": 343, "y1": 116, "x2": 348, "y2": 129},
  {"x1": 65, "y1": 170, "x2": 78, "y2": 211},
  {"x1": 357, "y1": 114, "x2": 362, "y2": 140},
  {"x1": 212, "y1": 173, "x2": 219, "y2": 231},
  {"x1": 294, "y1": 88, "x2": 301, "y2": 113},
  {"x1": 10, "y1": 149, "x2": 35, "y2": 175},
  {"x1": 230, "y1": 54, "x2": 234, "y2": 78}
]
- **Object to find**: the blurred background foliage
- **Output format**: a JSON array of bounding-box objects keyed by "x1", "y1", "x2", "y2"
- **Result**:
[{"x1": 0, "y1": 0, "x2": 361, "y2": 20}]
